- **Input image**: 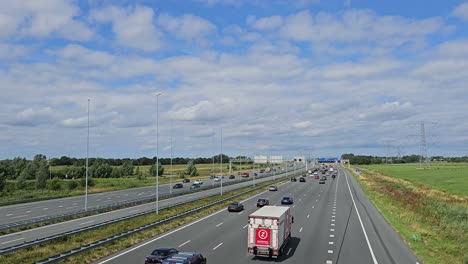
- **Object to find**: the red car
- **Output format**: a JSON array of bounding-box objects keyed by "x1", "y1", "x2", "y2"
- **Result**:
[{"x1": 314, "y1": 175, "x2": 319, "y2": 179}]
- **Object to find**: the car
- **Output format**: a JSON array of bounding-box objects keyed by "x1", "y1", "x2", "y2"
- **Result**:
[
  {"x1": 190, "y1": 184, "x2": 201, "y2": 189},
  {"x1": 182, "y1": 178, "x2": 190, "y2": 183},
  {"x1": 162, "y1": 252, "x2": 207, "y2": 264},
  {"x1": 322, "y1": 176, "x2": 327, "y2": 180},
  {"x1": 290, "y1": 177, "x2": 297, "y2": 182},
  {"x1": 241, "y1": 172, "x2": 249, "y2": 177},
  {"x1": 256, "y1": 198, "x2": 270, "y2": 207},
  {"x1": 268, "y1": 185, "x2": 278, "y2": 191},
  {"x1": 193, "y1": 180, "x2": 203, "y2": 185},
  {"x1": 332, "y1": 174, "x2": 336, "y2": 179},
  {"x1": 299, "y1": 177, "x2": 306, "y2": 182},
  {"x1": 281, "y1": 197, "x2": 294, "y2": 205},
  {"x1": 254, "y1": 173, "x2": 258, "y2": 176},
  {"x1": 229, "y1": 175, "x2": 235, "y2": 179},
  {"x1": 259, "y1": 169, "x2": 265, "y2": 173},
  {"x1": 209, "y1": 175, "x2": 215, "y2": 179},
  {"x1": 314, "y1": 175, "x2": 320, "y2": 179},
  {"x1": 319, "y1": 179, "x2": 325, "y2": 184},
  {"x1": 228, "y1": 202, "x2": 244, "y2": 212},
  {"x1": 145, "y1": 247, "x2": 179, "y2": 263},
  {"x1": 214, "y1": 177, "x2": 221, "y2": 182},
  {"x1": 173, "y1": 183, "x2": 183, "y2": 189}
]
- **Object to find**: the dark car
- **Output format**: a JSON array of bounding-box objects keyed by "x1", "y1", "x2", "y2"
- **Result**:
[
  {"x1": 290, "y1": 177, "x2": 297, "y2": 182},
  {"x1": 228, "y1": 202, "x2": 244, "y2": 212},
  {"x1": 145, "y1": 247, "x2": 179, "y2": 263},
  {"x1": 281, "y1": 197, "x2": 294, "y2": 205},
  {"x1": 319, "y1": 179, "x2": 326, "y2": 184},
  {"x1": 332, "y1": 174, "x2": 336, "y2": 179},
  {"x1": 162, "y1": 252, "x2": 207, "y2": 264},
  {"x1": 254, "y1": 173, "x2": 258, "y2": 176},
  {"x1": 322, "y1": 176, "x2": 327, "y2": 180},
  {"x1": 229, "y1": 175, "x2": 235, "y2": 179},
  {"x1": 299, "y1": 177, "x2": 306, "y2": 182},
  {"x1": 257, "y1": 198, "x2": 270, "y2": 207},
  {"x1": 259, "y1": 169, "x2": 265, "y2": 173},
  {"x1": 182, "y1": 178, "x2": 190, "y2": 183},
  {"x1": 190, "y1": 184, "x2": 201, "y2": 189},
  {"x1": 173, "y1": 183, "x2": 183, "y2": 189}
]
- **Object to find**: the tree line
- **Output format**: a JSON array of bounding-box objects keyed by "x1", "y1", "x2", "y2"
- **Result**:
[{"x1": 341, "y1": 153, "x2": 468, "y2": 165}]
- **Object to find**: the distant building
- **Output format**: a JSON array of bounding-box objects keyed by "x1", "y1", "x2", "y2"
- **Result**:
[
  {"x1": 293, "y1": 156, "x2": 306, "y2": 163},
  {"x1": 254, "y1": 155, "x2": 268, "y2": 164},
  {"x1": 269, "y1": 156, "x2": 283, "y2": 164}
]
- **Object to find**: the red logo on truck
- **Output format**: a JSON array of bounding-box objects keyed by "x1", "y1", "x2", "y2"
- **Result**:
[{"x1": 255, "y1": 228, "x2": 271, "y2": 246}]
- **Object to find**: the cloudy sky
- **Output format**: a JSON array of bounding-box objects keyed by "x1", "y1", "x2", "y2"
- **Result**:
[{"x1": 1, "y1": 0, "x2": 468, "y2": 159}]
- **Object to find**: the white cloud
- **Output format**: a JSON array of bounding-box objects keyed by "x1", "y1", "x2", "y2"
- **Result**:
[
  {"x1": 61, "y1": 116, "x2": 88, "y2": 128},
  {"x1": 90, "y1": 6, "x2": 162, "y2": 51},
  {"x1": 8, "y1": 107, "x2": 56, "y2": 127},
  {"x1": 158, "y1": 13, "x2": 216, "y2": 43},
  {"x1": 308, "y1": 59, "x2": 400, "y2": 79},
  {"x1": 433, "y1": 39, "x2": 468, "y2": 58},
  {"x1": 0, "y1": 0, "x2": 93, "y2": 41},
  {"x1": 452, "y1": 2, "x2": 468, "y2": 21},
  {"x1": 0, "y1": 43, "x2": 31, "y2": 59},
  {"x1": 170, "y1": 100, "x2": 234, "y2": 122},
  {"x1": 250, "y1": 16, "x2": 284, "y2": 30},
  {"x1": 294, "y1": 121, "x2": 313, "y2": 129},
  {"x1": 48, "y1": 44, "x2": 115, "y2": 67},
  {"x1": 278, "y1": 10, "x2": 444, "y2": 47}
]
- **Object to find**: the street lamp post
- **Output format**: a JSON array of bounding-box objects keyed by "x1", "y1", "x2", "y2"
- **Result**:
[
  {"x1": 85, "y1": 98, "x2": 90, "y2": 211},
  {"x1": 170, "y1": 120, "x2": 173, "y2": 194},
  {"x1": 220, "y1": 127, "x2": 223, "y2": 195},
  {"x1": 155, "y1": 93, "x2": 162, "y2": 215}
]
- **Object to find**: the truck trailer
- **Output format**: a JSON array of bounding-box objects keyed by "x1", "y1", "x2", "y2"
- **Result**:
[{"x1": 247, "y1": 206, "x2": 294, "y2": 258}]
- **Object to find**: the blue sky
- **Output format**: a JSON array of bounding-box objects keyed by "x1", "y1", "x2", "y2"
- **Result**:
[{"x1": 1, "y1": 0, "x2": 468, "y2": 159}]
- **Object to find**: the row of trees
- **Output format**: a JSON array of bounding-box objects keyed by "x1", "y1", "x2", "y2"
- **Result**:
[
  {"x1": 48, "y1": 154, "x2": 235, "y2": 167},
  {"x1": 340, "y1": 153, "x2": 466, "y2": 165}
]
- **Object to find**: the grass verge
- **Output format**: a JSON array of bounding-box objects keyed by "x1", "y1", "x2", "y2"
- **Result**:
[
  {"x1": 347, "y1": 165, "x2": 468, "y2": 264},
  {"x1": 1, "y1": 176, "x2": 290, "y2": 264}
]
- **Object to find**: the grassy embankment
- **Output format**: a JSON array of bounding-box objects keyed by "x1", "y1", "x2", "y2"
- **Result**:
[
  {"x1": 1, "y1": 163, "x2": 275, "y2": 203},
  {"x1": 348, "y1": 163, "x2": 467, "y2": 264},
  {"x1": 1, "y1": 176, "x2": 290, "y2": 264}
]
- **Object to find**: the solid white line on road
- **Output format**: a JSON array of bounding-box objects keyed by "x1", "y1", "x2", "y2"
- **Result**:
[
  {"x1": 243, "y1": 224, "x2": 248, "y2": 229},
  {"x1": 1, "y1": 237, "x2": 24, "y2": 245},
  {"x1": 178, "y1": 240, "x2": 191, "y2": 247},
  {"x1": 329, "y1": 241, "x2": 334, "y2": 245},
  {"x1": 345, "y1": 169, "x2": 379, "y2": 264},
  {"x1": 79, "y1": 220, "x2": 95, "y2": 226},
  {"x1": 299, "y1": 227, "x2": 303, "y2": 232},
  {"x1": 11, "y1": 215, "x2": 27, "y2": 219},
  {"x1": 216, "y1": 222, "x2": 223, "y2": 227},
  {"x1": 328, "y1": 250, "x2": 333, "y2": 254},
  {"x1": 213, "y1": 242, "x2": 223, "y2": 250},
  {"x1": 287, "y1": 247, "x2": 292, "y2": 255}
]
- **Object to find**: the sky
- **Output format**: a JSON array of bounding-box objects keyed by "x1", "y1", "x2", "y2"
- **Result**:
[{"x1": 1, "y1": 0, "x2": 468, "y2": 160}]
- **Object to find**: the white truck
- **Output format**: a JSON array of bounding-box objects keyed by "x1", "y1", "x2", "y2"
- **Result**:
[{"x1": 247, "y1": 206, "x2": 294, "y2": 258}]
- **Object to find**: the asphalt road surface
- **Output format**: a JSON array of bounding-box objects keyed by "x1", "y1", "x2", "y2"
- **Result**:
[
  {"x1": 0, "y1": 167, "x2": 304, "y2": 249},
  {"x1": 0, "y1": 166, "x2": 301, "y2": 227},
  {"x1": 95, "y1": 167, "x2": 421, "y2": 264}
]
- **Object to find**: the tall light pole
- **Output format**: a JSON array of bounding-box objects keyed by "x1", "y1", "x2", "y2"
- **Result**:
[
  {"x1": 170, "y1": 119, "x2": 173, "y2": 194},
  {"x1": 85, "y1": 98, "x2": 90, "y2": 211},
  {"x1": 155, "y1": 93, "x2": 162, "y2": 214},
  {"x1": 220, "y1": 127, "x2": 223, "y2": 195}
]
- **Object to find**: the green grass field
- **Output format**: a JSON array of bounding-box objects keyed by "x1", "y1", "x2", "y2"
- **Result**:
[
  {"x1": 349, "y1": 163, "x2": 468, "y2": 264},
  {"x1": 361, "y1": 163, "x2": 468, "y2": 196}
]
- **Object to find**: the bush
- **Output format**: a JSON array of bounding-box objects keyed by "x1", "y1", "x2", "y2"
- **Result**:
[
  {"x1": 68, "y1": 180, "x2": 79, "y2": 190},
  {"x1": 80, "y1": 177, "x2": 95, "y2": 187},
  {"x1": 16, "y1": 174, "x2": 27, "y2": 190},
  {"x1": 48, "y1": 178, "x2": 62, "y2": 191}
]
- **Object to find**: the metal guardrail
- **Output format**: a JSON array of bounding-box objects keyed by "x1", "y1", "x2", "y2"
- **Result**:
[
  {"x1": 0, "y1": 170, "x2": 294, "y2": 231},
  {"x1": 33, "y1": 174, "x2": 297, "y2": 264},
  {"x1": 0, "y1": 169, "x2": 306, "y2": 255}
]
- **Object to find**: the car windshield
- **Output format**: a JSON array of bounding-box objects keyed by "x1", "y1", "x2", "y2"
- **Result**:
[{"x1": 151, "y1": 249, "x2": 169, "y2": 256}]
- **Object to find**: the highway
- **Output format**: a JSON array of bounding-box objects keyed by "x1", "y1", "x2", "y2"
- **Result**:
[
  {"x1": 0, "y1": 167, "x2": 296, "y2": 227},
  {"x1": 95, "y1": 167, "x2": 420, "y2": 264},
  {"x1": 0, "y1": 167, "x2": 303, "y2": 250}
]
